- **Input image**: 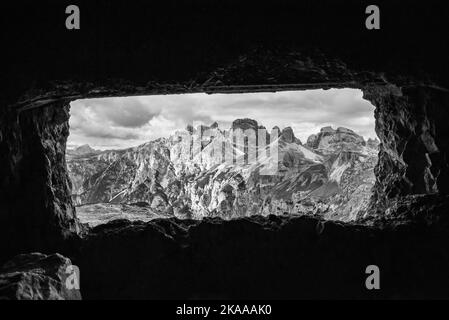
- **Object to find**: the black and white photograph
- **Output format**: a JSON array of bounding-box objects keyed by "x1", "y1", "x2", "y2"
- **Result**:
[{"x1": 1, "y1": 0, "x2": 449, "y2": 307}]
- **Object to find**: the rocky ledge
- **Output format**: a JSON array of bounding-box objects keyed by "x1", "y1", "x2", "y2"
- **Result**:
[
  {"x1": 0, "y1": 253, "x2": 81, "y2": 300},
  {"x1": 72, "y1": 199, "x2": 449, "y2": 299},
  {"x1": 1, "y1": 195, "x2": 448, "y2": 300}
]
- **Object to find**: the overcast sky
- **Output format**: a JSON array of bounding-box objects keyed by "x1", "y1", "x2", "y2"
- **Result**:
[{"x1": 68, "y1": 89, "x2": 376, "y2": 150}]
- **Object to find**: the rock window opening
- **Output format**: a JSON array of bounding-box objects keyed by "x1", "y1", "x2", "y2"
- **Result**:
[{"x1": 66, "y1": 89, "x2": 378, "y2": 227}]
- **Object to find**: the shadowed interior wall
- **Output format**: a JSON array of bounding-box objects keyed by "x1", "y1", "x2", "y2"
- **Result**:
[
  {"x1": 365, "y1": 86, "x2": 449, "y2": 215},
  {"x1": 0, "y1": 103, "x2": 81, "y2": 260},
  {"x1": 2, "y1": 0, "x2": 449, "y2": 273},
  {"x1": 2, "y1": 63, "x2": 449, "y2": 261}
]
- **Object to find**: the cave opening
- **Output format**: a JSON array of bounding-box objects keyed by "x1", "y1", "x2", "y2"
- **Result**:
[
  {"x1": 2, "y1": 0, "x2": 449, "y2": 299},
  {"x1": 2, "y1": 77, "x2": 448, "y2": 300},
  {"x1": 66, "y1": 88, "x2": 378, "y2": 227}
]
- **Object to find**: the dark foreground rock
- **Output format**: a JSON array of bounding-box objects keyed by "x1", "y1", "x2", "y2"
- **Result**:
[
  {"x1": 0, "y1": 253, "x2": 81, "y2": 300},
  {"x1": 74, "y1": 203, "x2": 449, "y2": 299},
  {"x1": 2, "y1": 1, "x2": 449, "y2": 299}
]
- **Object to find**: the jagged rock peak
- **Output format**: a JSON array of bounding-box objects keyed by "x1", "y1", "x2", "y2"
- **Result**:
[
  {"x1": 197, "y1": 124, "x2": 212, "y2": 134},
  {"x1": 336, "y1": 127, "x2": 356, "y2": 134},
  {"x1": 367, "y1": 137, "x2": 380, "y2": 149},
  {"x1": 67, "y1": 144, "x2": 100, "y2": 157},
  {"x1": 184, "y1": 123, "x2": 216, "y2": 135},
  {"x1": 320, "y1": 126, "x2": 336, "y2": 134},
  {"x1": 281, "y1": 127, "x2": 301, "y2": 144},
  {"x1": 74, "y1": 144, "x2": 97, "y2": 153},
  {"x1": 306, "y1": 126, "x2": 365, "y2": 150},
  {"x1": 319, "y1": 126, "x2": 356, "y2": 135},
  {"x1": 186, "y1": 124, "x2": 194, "y2": 134},
  {"x1": 210, "y1": 122, "x2": 219, "y2": 129},
  {"x1": 306, "y1": 133, "x2": 318, "y2": 147},
  {"x1": 232, "y1": 118, "x2": 258, "y2": 131}
]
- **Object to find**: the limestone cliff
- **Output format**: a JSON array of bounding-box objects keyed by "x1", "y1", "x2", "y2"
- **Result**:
[{"x1": 67, "y1": 120, "x2": 378, "y2": 223}]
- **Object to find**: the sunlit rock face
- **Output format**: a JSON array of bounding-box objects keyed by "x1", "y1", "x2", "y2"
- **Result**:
[
  {"x1": 306, "y1": 126, "x2": 366, "y2": 154},
  {"x1": 68, "y1": 138, "x2": 176, "y2": 210},
  {"x1": 67, "y1": 118, "x2": 378, "y2": 224}
]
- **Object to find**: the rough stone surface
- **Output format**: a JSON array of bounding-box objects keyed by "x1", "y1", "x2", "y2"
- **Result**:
[
  {"x1": 0, "y1": 103, "x2": 82, "y2": 261},
  {"x1": 68, "y1": 123, "x2": 376, "y2": 223},
  {"x1": 280, "y1": 127, "x2": 301, "y2": 144},
  {"x1": 364, "y1": 86, "x2": 449, "y2": 214},
  {"x1": 0, "y1": 253, "x2": 81, "y2": 300},
  {"x1": 305, "y1": 126, "x2": 366, "y2": 155},
  {"x1": 2, "y1": 50, "x2": 449, "y2": 265},
  {"x1": 74, "y1": 207, "x2": 449, "y2": 299},
  {"x1": 2, "y1": 0, "x2": 449, "y2": 299}
]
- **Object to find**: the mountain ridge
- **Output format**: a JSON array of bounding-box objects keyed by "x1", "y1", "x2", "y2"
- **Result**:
[{"x1": 67, "y1": 120, "x2": 378, "y2": 224}]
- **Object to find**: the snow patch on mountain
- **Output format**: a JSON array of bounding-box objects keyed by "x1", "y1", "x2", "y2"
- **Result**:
[{"x1": 329, "y1": 162, "x2": 351, "y2": 183}]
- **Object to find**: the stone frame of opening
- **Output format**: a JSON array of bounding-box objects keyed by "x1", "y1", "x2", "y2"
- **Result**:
[
  {"x1": 3, "y1": 0, "x2": 449, "y2": 299},
  {"x1": 1, "y1": 48, "x2": 449, "y2": 265}
]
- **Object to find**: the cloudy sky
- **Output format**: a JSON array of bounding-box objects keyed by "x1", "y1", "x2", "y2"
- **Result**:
[{"x1": 68, "y1": 89, "x2": 376, "y2": 150}]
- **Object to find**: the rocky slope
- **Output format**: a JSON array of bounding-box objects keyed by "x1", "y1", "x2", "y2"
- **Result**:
[{"x1": 67, "y1": 120, "x2": 378, "y2": 224}]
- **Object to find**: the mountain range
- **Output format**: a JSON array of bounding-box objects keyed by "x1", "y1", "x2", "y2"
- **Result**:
[{"x1": 67, "y1": 119, "x2": 379, "y2": 225}]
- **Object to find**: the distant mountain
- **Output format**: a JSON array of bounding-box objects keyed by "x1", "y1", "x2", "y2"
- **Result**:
[
  {"x1": 67, "y1": 144, "x2": 100, "y2": 158},
  {"x1": 67, "y1": 119, "x2": 378, "y2": 223},
  {"x1": 306, "y1": 126, "x2": 365, "y2": 153}
]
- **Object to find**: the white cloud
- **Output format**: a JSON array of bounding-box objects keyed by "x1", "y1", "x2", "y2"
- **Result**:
[{"x1": 68, "y1": 89, "x2": 376, "y2": 150}]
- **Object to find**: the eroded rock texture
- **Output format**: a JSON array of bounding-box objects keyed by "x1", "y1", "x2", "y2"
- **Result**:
[
  {"x1": 67, "y1": 120, "x2": 377, "y2": 224},
  {"x1": 0, "y1": 253, "x2": 81, "y2": 300},
  {"x1": 2, "y1": 0, "x2": 449, "y2": 299},
  {"x1": 74, "y1": 208, "x2": 449, "y2": 299},
  {"x1": 1, "y1": 57, "x2": 449, "y2": 270},
  {"x1": 0, "y1": 103, "x2": 81, "y2": 261},
  {"x1": 364, "y1": 85, "x2": 449, "y2": 214}
]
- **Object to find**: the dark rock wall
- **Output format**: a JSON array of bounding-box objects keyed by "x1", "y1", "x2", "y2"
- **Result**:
[
  {"x1": 75, "y1": 214, "x2": 449, "y2": 299},
  {"x1": 0, "y1": 103, "x2": 81, "y2": 261},
  {"x1": 2, "y1": 55, "x2": 449, "y2": 263},
  {"x1": 1, "y1": 1, "x2": 449, "y2": 296},
  {"x1": 364, "y1": 85, "x2": 449, "y2": 213},
  {"x1": 4, "y1": 0, "x2": 449, "y2": 106}
]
